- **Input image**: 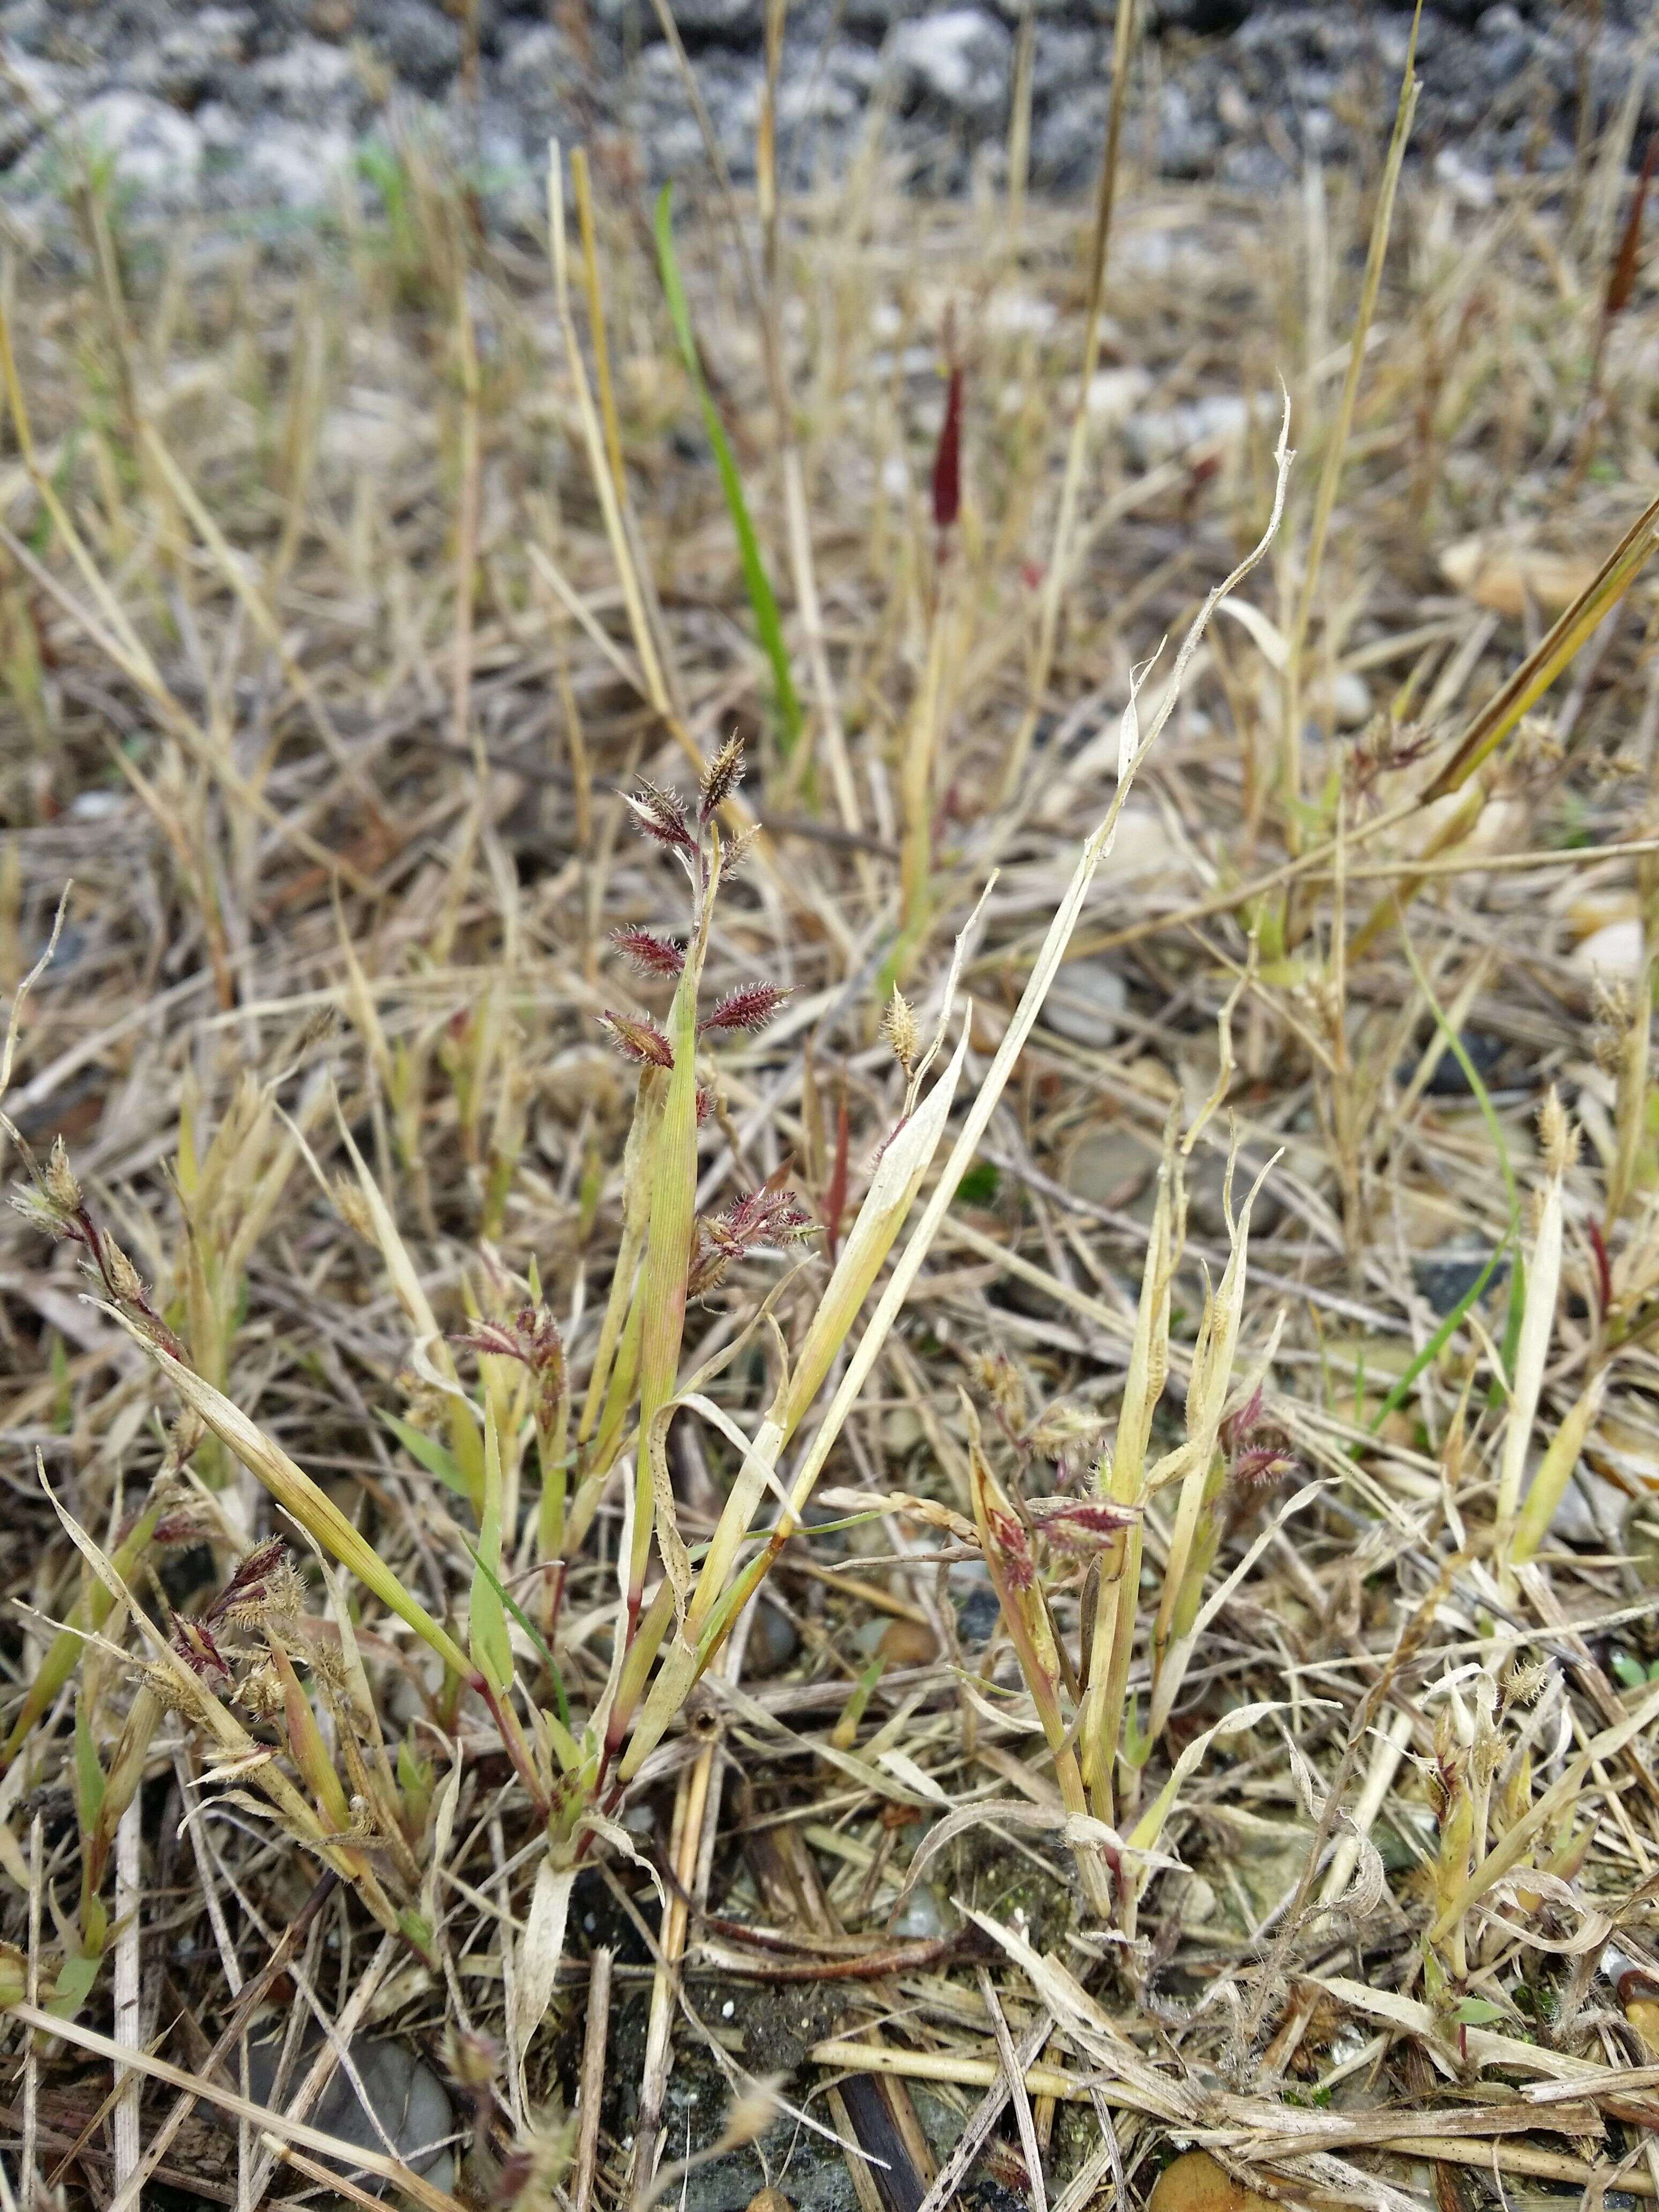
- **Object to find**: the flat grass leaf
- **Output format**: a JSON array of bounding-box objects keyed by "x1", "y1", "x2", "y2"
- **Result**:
[
  {"x1": 1453, "y1": 1996, "x2": 1509, "y2": 2024},
  {"x1": 379, "y1": 1411, "x2": 470, "y2": 1498},
  {"x1": 48, "y1": 1952, "x2": 102, "y2": 2020},
  {"x1": 73, "y1": 1702, "x2": 104, "y2": 1836}
]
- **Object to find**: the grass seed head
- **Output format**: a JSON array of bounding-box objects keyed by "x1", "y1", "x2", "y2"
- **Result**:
[
  {"x1": 699, "y1": 732, "x2": 744, "y2": 822},
  {"x1": 882, "y1": 985, "x2": 920, "y2": 1074},
  {"x1": 612, "y1": 926, "x2": 686, "y2": 978},
  {"x1": 1540, "y1": 1086, "x2": 1578, "y2": 1178}
]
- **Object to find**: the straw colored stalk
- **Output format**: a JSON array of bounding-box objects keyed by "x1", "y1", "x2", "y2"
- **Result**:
[
  {"x1": 1147, "y1": 1158, "x2": 1274, "y2": 1738},
  {"x1": 1492, "y1": 1090, "x2": 1573, "y2": 1581},
  {"x1": 1081, "y1": 1138, "x2": 1176, "y2": 1821}
]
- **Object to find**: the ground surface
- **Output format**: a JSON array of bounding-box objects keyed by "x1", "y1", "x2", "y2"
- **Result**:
[{"x1": 3, "y1": 42, "x2": 1659, "y2": 2212}]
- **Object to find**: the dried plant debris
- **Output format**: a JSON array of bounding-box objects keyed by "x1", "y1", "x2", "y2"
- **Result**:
[{"x1": 5, "y1": 68, "x2": 1659, "y2": 2212}]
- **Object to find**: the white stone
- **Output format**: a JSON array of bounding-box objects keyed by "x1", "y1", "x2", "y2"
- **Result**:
[
  {"x1": 250, "y1": 35, "x2": 356, "y2": 106},
  {"x1": 1105, "y1": 798, "x2": 1178, "y2": 880},
  {"x1": 69, "y1": 789, "x2": 126, "y2": 821},
  {"x1": 1086, "y1": 365, "x2": 1152, "y2": 423},
  {"x1": 1433, "y1": 146, "x2": 1497, "y2": 210},
  {"x1": 80, "y1": 92, "x2": 203, "y2": 199},
  {"x1": 1122, "y1": 391, "x2": 1253, "y2": 468},
  {"x1": 243, "y1": 122, "x2": 354, "y2": 210},
  {"x1": 988, "y1": 292, "x2": 1057, "y2": 338},
  {"x1": 1575, "y1": 918, "x2": 1645, "y2": 980},
  {"x1": 890, "y1": 1884, "x2": 954, "y2": 1941},
  {"x1": 890, "y1": 9, "x2": 1013, "y2": 120},
  {"x1": 1330, "y1": 670, "x2": 1373, "y2": 728}
]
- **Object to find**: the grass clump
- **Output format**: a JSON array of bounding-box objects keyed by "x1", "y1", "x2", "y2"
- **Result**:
[{"x1": 5, "y1": 53, "x2": 1659, "y2": 2212}]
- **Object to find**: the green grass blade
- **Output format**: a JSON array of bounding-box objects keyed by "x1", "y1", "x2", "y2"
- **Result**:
[
  {"x1": 655, "y1": 185, "x2": 803, "y2": 756},
  {"x1": 460, "y1": 1535, "x2": 571, "y2": 1732}
]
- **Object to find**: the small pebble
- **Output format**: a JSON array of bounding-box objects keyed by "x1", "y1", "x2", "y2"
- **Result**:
[
  {"x1": 876, "y1": 1618, "x2": 938, "y2": 1668},
  {"x1": 890, "y1": 1884, "x2": 953, "y2": 1942},
  {"x1": 1042, "y1": 958, "x2": 1129, "y2": 1047},
  {"x1": 246, "y1": 2038, "x2": 453, "y2": 2195},
  {"x1": 745, "y1": 1599, "x2": 799, "y2": 1678},
  {"x1": 1413, "y1": 1247, "x2": 1507, "y2": 1318},
  {"x1": 1062, "y1": 1126, "x2": 1154, "y2": 1210},
  {"x1": 1410, "y1": 1027, "x2": 1506, "y2": 1098},
  {"x1": 954, "y1": 1581, "x2": 1002, "y2": 1646},
  {"x1": 1085, "y1": 365, "x2": 1152, "y2": 423}
]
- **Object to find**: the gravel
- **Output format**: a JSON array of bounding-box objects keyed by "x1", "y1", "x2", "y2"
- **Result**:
[{"x1": 0, "y1": 0, "x2": 1653, "y2": 232}]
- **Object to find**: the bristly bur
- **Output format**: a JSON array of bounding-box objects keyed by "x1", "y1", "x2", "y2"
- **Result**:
[
  {"x1": 1027, "y1": 1496, "x2": 1140, "y2": 1552},
  {"x1": 1219, "y1": 1385, "x2": 1296, "y2": 1490},
  {"x1": 984, "y1": 1505, "x2": 1036, "y2": 1589},
  {"x1": 699, "y1": 733, "x2": 744, "y2": 824},
  {"x1": 625, "y1": 778, "x2": 697, "y2": 857},
  {"x1": 690, "y1": 1187, "x2": 815, "y2": 1297},
  {"x1": 700, "y1": 982, "x2": 790, "y2": 1036},
  {"x1": 599, "y1": 1011, "x2": 676, "y2": 1068},
  {"x1": 612, "y1": 927, "x2": 686, "y2": 978}
]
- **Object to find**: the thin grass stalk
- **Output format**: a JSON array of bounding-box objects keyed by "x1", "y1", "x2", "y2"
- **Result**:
[
  {"x1": 1007, "y1": 0, "x2": 1036, "y2": 243},
  {"x1": 1606, "y1": 955, "x2": 1654, "y2": 1228},
  {"x1": 1081, "y1": 1145, "x2": 1175, "y2": 1818},
  {"x1": 1147, "y1": 1161, "x2": 1269, "y2": 1737},
  {"x1": 898, "y1": 607, "x2": 950, "y2": 966},
  {"x1": 570, "y1": 147, "x2": 627, "y2": 501},
  {"x1": 1492, "y1": 1093, "x2": 1573, "y2": 1582},
  {"x1": 0, "y1": 1494, "x2": 165, "y2": 1774},
  {"x1": 629, "y1": 887, "x2": 714, "y2": 1619},
  {"x1": 683, "y1": 1023, "x2": 972, "y2": 1645},
  {"x1": 1278, "y1": 6, "x2": 1421, "y2": 847},
  {"x1": 1349, "y1": 489, "x2": 1659, "y2": 954},
  {"x1": 0, "y1": 304, "x2": 372, "y2": 893},
  {"x1": 1522, "y1": 1371, "x2": 1610, "y2": 1566},
  {"x1": 965, "y1": 1404, "x2": 1111, "y2": 1914},
  {"x1": 997, "y1": 0, "x2": 1138, "y2": 803}
]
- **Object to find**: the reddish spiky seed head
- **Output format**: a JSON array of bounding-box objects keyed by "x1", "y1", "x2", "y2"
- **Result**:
[
  {"x1": 625, "y1": 780, "x2": 696, "y2": 855},
  {"x1": 599, "y1": 1011, "x2": 675, "y2": 1068},
  {"x1": 695, "y1": 1086, "x2": 714, "y2": 1125},
  {"x1": 985, "y1": 1507, "x2": 1035, "y2": 1591},
  {"x1": 1220, "y1": 1384, "x2": 1295, "y2": 1488},
  {"x1": 1220, "y1": 1385, "x2": 1265, "y2": 1458},
  {"x1": 699, "y1": 734, "x2": 744, "y2": 824},
  {"x1": 718, "y1": 1187, "x2": 814, "y2": 1250},
  {"x1": 611, "y1": 927, "x2": 685, "y2": 979},
  {"x1": 690, "y1": 1187, "x2": 814, "y2": 1296},
  {"x1": 932, "y1": 363, "x2": 962, "y2": 535},
  {"x1": 213, "y1": 1538, "x2": 306, "y2": 1629},
  {"x1": 452, "y1": 1319, "x2": 526, "y2": 1362},
  {"x1": 1028, "y1": 1497, "x2": 1139, "y2": 1552},
  {"x1": 702, "y1": 982, "x2": 789, "y2": 1036},
  {"x1": 171, "y1": 1617, "x2": 233, "y2": 1688},
  {"x1": 1233, "y1": 1441, "x2": 1294, "y2": 1488},
  {"x1": 516, "y1": 1303, "x2": 564, "y2": 1373}
]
